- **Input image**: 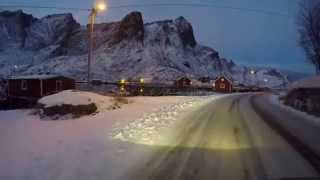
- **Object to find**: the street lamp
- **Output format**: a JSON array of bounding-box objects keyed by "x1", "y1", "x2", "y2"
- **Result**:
[
  {"x1": 120, "y1": 79, "x2": 126, "y2": 84},
  {"x1": 87, "y1": 2, "x2": 107, "y2": 84}
]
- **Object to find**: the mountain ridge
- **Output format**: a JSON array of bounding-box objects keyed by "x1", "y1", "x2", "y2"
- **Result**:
[{"x1": 0, "y1": 10, "x2": 288, "y2": 87}]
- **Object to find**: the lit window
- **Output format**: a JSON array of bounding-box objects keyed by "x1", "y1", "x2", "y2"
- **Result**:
[
  {"x1": 21, "y1": 80, "x2": 27, "y2": 90},
  {"x1": 221, "y1": 78, "x2": 225, "y2": 82}
]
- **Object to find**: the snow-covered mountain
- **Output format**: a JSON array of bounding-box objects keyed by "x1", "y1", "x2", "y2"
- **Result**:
[{"x1": 0, "y1": 10, "x2": 288, "y2": 87}]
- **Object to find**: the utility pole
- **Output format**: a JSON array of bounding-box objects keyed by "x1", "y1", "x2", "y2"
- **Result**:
[
  {"x1": 87, "y1": 2, "x2": 106, "y2": 84},
  {"x1": 87, "y1": 8, "x2": 97, "y2": 84}
]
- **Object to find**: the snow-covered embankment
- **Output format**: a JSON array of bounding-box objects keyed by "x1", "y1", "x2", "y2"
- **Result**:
[{"x1": 110, "y1": 95, "x2": 222, "y2": 145}]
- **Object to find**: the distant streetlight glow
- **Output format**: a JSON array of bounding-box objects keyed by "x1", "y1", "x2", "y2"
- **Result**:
[
  {"x1": 96, "y1": 2, "x2": 107, "y2": 11},
  {"x1": 140, "y1": 78, "x2": 144, "y2": 83},
  {"x1": 120, "y1": 79, "x2": 126, "y2": 84},
  {"x1": 250, "y1": 70, "x2": 256, "y2": 75}
]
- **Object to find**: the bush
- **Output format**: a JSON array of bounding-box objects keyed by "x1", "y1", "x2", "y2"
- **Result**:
[
  {"x1": 41, "y1": 103, "x2": 98, "y2": 119},
  {"x1": 113, "y1": 96, "x2": 130, "y2": 104}
]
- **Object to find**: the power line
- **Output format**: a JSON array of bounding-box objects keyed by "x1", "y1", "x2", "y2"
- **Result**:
[
  {"x1": 0, "y1": 3, "x2": 294, "y2": 18},
  {"x1": 0, "y1": 5, "x2": 90, "y2": 12},
  {"x1": 110, "y1": 3, "x2": 294, "y2": 18}
]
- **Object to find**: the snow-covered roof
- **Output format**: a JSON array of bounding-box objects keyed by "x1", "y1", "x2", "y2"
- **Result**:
[
  {"x1": 214, "y1": 74, "x2": 233, "y2": 82},
  {"x1": 8, "y1": 74, "x2": 63, "y2": 80},
  {"x1": 289, "y1": 75, "x2": 320, "y2": 90}
]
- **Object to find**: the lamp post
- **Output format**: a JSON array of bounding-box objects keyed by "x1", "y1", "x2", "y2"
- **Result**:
[{"x1": 87, "y1": 2, "x2": 107, "y2": 84}]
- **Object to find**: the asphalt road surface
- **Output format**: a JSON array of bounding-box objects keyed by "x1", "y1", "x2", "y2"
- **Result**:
[{"x1": 127, "y1": 94, "x2": 320, "y2": 180}]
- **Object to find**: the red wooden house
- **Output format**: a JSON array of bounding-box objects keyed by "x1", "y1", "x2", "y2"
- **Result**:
[
  {"x1": 214, "y1": 75, "x2": 233, "y2": 93},
  {"x1": 7, "y1": 75, "x2": 75, "y2": 101},
  {"x1": 174, "y1": 77, "x2": 192, "y2": 87}
]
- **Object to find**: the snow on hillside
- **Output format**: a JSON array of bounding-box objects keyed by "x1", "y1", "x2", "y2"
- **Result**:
[{"x1": 0, "y1": 10, "x2": 288, "y2": 87}]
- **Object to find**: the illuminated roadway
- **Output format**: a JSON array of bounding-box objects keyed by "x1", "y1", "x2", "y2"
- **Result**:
[{"x1": 126, "y1": 94, "x2": 320, "y2": 180}]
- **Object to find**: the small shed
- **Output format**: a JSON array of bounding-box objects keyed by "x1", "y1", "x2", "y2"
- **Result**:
[
  {"x1": 174, "y1": 77, "x2": 192, "y2": 87},
  {"x1": 7, "y1": 75, "x2": 75, "y2": 101},
  {"x1": 214, "y1": 75, "x2": 233, "y2": 93}
]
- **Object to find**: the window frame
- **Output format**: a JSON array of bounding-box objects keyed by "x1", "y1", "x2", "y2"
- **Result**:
[{"x1": 21, "y1": 80, "x2": 28, "y2": 91}]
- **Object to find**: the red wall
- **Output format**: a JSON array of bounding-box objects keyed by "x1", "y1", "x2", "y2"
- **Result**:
[
  {"x1": 8, "y1": 79, "x2": 41, "y2": 99},
  {"x1": 8, "y1": 77, "x2": 75, "y2": 99}
]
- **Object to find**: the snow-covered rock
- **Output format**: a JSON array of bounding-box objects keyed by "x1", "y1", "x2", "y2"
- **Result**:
[
  {"x1": 38, "y1": 90, "x2": 111, "y2": 108},
  {"x1": 0, "y1": 10, "x2": 288, "y2": 87},
  {"x1": 24, "y1": 13, "x2": 79, "y2": 52},
  {"x1": 0, "y1": 10, "x2": 35, "y2": 50}
]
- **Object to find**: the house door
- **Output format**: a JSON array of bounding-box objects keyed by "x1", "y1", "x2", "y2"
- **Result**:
[{"x1": 56, "y1": 80, "x2": 63, "y2": 91}]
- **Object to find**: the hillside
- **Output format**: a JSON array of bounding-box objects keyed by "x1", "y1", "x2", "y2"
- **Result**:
[{"x1": 0, "y1": 10, "x2": 288, "y2": 87}]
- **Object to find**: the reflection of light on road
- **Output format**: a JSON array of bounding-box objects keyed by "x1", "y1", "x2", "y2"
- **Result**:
[
  {"x1": 111, "y1": 136, "x2": 250, "y2": 151},
  {"x1": 210, "y1": 139, "x2": 250, "y2": 150}
]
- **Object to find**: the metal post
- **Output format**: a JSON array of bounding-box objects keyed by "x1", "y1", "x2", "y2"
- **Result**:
[{"x1": 88, "y1": 8, "x2": 96, "y2": 84}]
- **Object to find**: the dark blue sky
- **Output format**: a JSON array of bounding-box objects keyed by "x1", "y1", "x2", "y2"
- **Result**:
[{"x1": 1, "y1": 0, "x2": 314, "y2": 73}]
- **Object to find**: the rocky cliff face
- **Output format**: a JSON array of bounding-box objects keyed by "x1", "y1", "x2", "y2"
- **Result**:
[
  {"x1": 0, "y1": 10, "x2": 288, "y2": 87},
  {"x1": 0, "y1": 10, "x2": 35, "y2": 49}
]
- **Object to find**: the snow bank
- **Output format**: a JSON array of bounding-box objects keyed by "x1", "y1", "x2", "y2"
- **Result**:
[
  {"x1": 38, "y1": 90, "x2": 132, "y2": 119},
  {"x1": 38, "y1": 90, "x2": 115, "y2": 110},
  {"x1": 269, "y1": 95, "x2": 320, "y2": 125},
  {"x1": 110, "y1": 95, "x2": 224, "y2": 145}
]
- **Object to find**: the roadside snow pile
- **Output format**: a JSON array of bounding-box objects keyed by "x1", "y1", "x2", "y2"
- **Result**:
[
  {"x1": 269, "y1": 95, "x2": 320, "y2": 123},
  {"x1": 38, "y1": 90, "x2": 131, "y2": 120},
  {"x1": 110, "y1": 96, "x2": 218, "y2": 145}
]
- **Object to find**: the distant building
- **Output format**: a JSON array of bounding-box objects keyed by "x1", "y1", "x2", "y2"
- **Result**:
[
  {"x1": 214, "y1": 75, "x2": 233, "y2": 93},
  {"x1": 174, "y1": 77, "x2": 192, "y2": 87},
  {"x1": 7, "y1": 75, "x2": 75, "y2": 101},
  {"x1": 198, "y1": 77, "x2": 211, "y2": 83}
]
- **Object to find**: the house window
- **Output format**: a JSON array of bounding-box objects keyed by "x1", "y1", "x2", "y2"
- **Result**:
[
  {"x1": 21, "y1": 80, "x2": 28, "y2": 90},
  {"x1": 56, "y1": 80, "x2": 63, "y2": 91},
  {"x1": 220, "y1": 83, "x2": 226, "y2": 89}
]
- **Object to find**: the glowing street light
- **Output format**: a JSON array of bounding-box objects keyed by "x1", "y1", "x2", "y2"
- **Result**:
[
  {"x1": 120, "y1": 79, "x2": 126, "y2": 84},
  {"x1": 140, "y1": 78, "x2": 144, "y2": 84},
  {"x1": 250, "y1": 70, "x2": 256, "y2": 75},
  {"x1": 97, "y1": 2, "x2": 107, "y2": 11},
  {"x1": 87, "y1": 1, "x2": 107, "y2": 84}
]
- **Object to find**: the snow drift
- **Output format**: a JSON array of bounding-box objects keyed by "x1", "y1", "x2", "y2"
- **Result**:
[{"x1": 37, "y1": 90, "x2": 133, "y2": 119}]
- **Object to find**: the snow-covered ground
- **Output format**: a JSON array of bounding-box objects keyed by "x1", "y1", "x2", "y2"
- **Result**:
[
  {"x1": 110, "y1": 95, "x2": 223, "y2": 145},
  {"x1": 0, "y1": 95, "x2": 221, "y2": 180}
]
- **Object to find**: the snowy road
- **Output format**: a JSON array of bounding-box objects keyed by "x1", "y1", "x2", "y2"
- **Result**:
[{"x1": 123, "y1": 94, "x2": 320, "y2": 180}]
